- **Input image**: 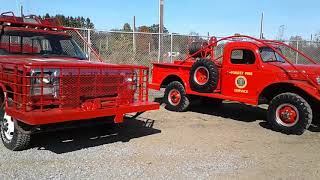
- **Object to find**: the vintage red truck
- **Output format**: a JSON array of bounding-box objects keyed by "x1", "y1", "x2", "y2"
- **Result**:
[
  {"x1": 150, "y1": 35, "x2": 320, "y2": 135},
  {"x1": 0, "y1": 12, "x2": 159, "y2": 150}
]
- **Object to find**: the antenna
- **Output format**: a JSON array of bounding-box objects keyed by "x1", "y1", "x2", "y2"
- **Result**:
[{"x1": 259, "y1": 12, "x2": 264, "y2": 39}]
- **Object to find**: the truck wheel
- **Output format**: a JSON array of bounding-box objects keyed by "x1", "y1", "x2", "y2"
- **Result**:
[
  {"x1": 312, "y1": 104, "x2": 320, "y2": 124},
  {"x1": 268, "y1": 93, "x2": 312, "y2": 135},
  {"x1": 189, "y1": 59, "x2": 219, "y2": 93},
  {"x1": 189, "y1": 41, "x2": 208, "y2": 58},
  {"x1": 164, "y1": 81, "x2": 190, "y2": 112},
  {"x1": 0, "y1": 106, "x2": 31, "y2": 151}
]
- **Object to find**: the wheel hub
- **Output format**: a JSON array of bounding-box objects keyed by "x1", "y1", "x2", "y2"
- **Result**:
[
  {"x1": 168, "y1": 89, "x2": 181, "y2": 106},
  {"x1": 194, "y1": 67, "x2": 209, "y2": 85},
  {"x1": 276, "y1": 104, "x2": 299, "y2": 127},
  {"x1": 2, "y1": 112, "x2": 14, "y2": 140}
]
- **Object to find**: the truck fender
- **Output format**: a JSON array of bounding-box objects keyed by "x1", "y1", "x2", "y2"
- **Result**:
[
  {"x1": 258, "y1": 81, "x2": 320, "y2": 103},
  {"x1": 0, "y1": 83, "x2": 11, "y2": 113},
  {"x1": 0, "y1": 83, "x2": 7, "y2": 103},
  {"x1": 160, "y1": 73, "x2": 187, "y2": 88},
  {"x1": 291, "y1": 81, "x2": 320, "y2": 101}
]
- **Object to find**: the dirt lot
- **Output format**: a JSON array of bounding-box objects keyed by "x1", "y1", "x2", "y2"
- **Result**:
[{"x1": 0, "y1": 91, "x2": 320, "y2": 179}]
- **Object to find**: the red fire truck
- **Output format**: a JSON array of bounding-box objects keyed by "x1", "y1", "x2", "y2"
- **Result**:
[
  {"x1": 0, "y1": 12, "x2": 159, "y2": 150},
  {"x1": 150, "y1": 35, "x2": 320, "y2": 135}
]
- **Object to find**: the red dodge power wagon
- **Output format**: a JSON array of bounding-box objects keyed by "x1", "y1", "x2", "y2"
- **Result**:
[
  {"x1": 0, "y1": 12, "x2": 159, "y2": 150},
  {"x1": 150, "y1": 35, "x2": 320, "y2": 135}
]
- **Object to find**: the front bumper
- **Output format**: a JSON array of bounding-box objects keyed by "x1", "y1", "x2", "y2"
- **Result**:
[
  {"x1": 149, "y1": 83, "x2": 161, "y2": 90},
  {"x1": 7, "y1": 102, "x2": 159, "y2": 125}
]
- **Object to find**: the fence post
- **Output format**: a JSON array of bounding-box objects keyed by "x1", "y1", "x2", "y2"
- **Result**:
[
  {"x1": 158, "y1": 32, "x2": 161, "y2": 63},
  {"x1": 106, "y1": 36, "x2": 109, "y2": 52},
  {"x1": 295, "y1": 40, "x2": 299, "y2": 64},
  {"x1": 170, "y1": 33, "x2": 173, "y2": 62},
  {"x1": 99, "y1": 40, "x2": 101, "y2": 56},
  {"x1": 87, "y1": 29, "x2": 91, "y2": 61},
  {"x1": 133, "y1": 31, "x2": 136, "y2": 54}
]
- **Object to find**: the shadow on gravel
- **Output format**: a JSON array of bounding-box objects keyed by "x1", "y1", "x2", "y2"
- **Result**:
[
  {"x1": 30, "y1": 117, "x2": 161, "y2": 154},
  {"x1": 189, "y1": 102, "x2": 267, "y2": 123},
  {"x1": 308, "y1": 124, "x2": 320, "y2": 132},
  {"x1": 154, "y1": 97, "x2": 164, "y2": 105},
  {"x1": 190, "y1": 100, "x2": 320, "y2": 133},
  {"x1": 259, "y1": 121, "x2": 320, "y2": 133}
]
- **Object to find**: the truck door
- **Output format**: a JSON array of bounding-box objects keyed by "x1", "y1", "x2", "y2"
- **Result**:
[{"x1": 221, "y1": 46, "x2": 261, "y2": 102}]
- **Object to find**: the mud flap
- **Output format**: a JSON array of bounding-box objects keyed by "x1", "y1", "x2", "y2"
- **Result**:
[{"x1": 114, "y1": 114, "x2": 124, "y2": 123}]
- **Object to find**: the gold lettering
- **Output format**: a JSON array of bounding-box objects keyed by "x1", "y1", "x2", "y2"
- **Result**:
[
  {"x1": 229, "y1": 71, "x2": 253, "y2": 76},
  {"x1": 229, "y1": 71, "x2": 244, "y2": 75},
  {"x1": 234, "y1": 89, "x2": 249, "y2": 94}
]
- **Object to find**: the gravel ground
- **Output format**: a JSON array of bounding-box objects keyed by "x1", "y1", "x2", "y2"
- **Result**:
[{"x1": 0, "y1": 90, "x2": 320, "y2": 180}]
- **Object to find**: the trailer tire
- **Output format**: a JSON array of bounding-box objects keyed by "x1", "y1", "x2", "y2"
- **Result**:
[
  {"x1": 267, "y1": 93, "x2": 312, "y2": 135},
  {"x1": 164, "y1": 81, "x2": 190, "y2": 112},
  {"x1": 189, "y1": 59, "x2": 219, "y2": 93},
  {"x1": 0, "y1": 97, "x2": 31, "y2": 151}
]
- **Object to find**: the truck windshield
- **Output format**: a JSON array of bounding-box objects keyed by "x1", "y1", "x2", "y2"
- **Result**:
[
  {"x1": 260, "y1": 47, "x2": 285, "y2": 63},
  {"x1": 0, "y1": 31, "x2": 87, "y2": 60}
]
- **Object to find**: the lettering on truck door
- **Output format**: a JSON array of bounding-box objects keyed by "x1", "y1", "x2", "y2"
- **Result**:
[{"x1": 221, "y1": 47, "x2": 261, "y2": 101}]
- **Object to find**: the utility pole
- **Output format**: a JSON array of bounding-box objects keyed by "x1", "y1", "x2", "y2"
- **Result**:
[
  {"x1": 158, "y1": 0, "x2": 164, "y2": 62},
  {"x1": 259, "y1": 12, "x2": 264, "y2": 39},
  {"x1": 276, "y1": 25, "x2": 285, "y2": 41},
  {"x1": 20, "y1": 5, "x2": 24, "y2": 17},
  {"x1": 159, "y1": 0, "x2": 164, "y2": 34},
  {"x1": 133, "y1": 16, "x2": 136, "y2": 54}
]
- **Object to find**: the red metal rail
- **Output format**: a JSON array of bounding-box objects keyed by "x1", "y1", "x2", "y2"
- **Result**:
[{"x1": 0, "y1": 11, "x2": 62, "y2": 29}]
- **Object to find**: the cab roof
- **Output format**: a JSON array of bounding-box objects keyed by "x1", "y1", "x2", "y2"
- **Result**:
[{"x1": 0, "y1": 11, "x2": 66, "y2": 31}]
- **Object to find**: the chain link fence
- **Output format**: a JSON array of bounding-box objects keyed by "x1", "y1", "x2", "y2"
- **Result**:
[
  {"x1": 279, "y1": 40, "x2": 320, "y2": 64},
  {"x1": 70, "y1": 28, "x2": 320, "y2": 66}
]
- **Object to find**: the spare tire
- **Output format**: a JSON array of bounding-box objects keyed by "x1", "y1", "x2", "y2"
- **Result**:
[
  {"x1": 189, "y1": 41, "x2": 208, "y2": 58},
  {"x1": 189, "y1": 59, "x2": 219, "y2": 93}
]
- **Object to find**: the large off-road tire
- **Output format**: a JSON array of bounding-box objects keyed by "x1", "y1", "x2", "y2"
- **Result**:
[
  {"x1": 312, "y1": 104, "x2": 320, "y2": 124},
  {"x1": 189, "y1": 41, "x2": 208, "y2": 58},
  {"x1": 267, "y1": 93, "x2": 312, "y2": 135},
  {"x1": 189, "y1": 59, "x2": 219, "y2": 93},
  {"x1": 164, "y1": 81, "x2": 190, "y2": 112},
  {"x1": 0, "y1": 98, "x2": 31, "y2": 151}
]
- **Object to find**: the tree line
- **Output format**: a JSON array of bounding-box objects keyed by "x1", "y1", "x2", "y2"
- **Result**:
[
  {"x1": 112, "y1": 23, "x2": 169, "y2": 33},
  {"x1": 39, "y1": 13, "x2": 94, "y2": 29}
]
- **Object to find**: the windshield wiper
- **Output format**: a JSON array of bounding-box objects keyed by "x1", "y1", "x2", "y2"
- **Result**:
[
  {"x1": 40, "y1": 53, "x2": 85, "y2": 60},
  {"x1": 265, "y1": 59, "x2": 285, "y2": 63}
]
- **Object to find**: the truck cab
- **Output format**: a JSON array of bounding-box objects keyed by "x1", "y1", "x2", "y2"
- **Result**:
[{"x1": 150, "y1": 35, "x2": 320, "y2": 135}]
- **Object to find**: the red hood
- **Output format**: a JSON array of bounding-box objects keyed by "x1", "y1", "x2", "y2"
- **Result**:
[
  {"x1": 271, "y1": 62, "x2": 320, "y2": 75},
  {"x1": 0, "y1": 55, "x2": 146, "y2": 69}
]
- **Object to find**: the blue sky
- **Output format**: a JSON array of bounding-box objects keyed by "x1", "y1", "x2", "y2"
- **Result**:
[{"x1": 1, "y1": 0, "x2": 319, "y2": 39}]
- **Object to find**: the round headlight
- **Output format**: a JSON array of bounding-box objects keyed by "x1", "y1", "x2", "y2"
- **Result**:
[
  {"x1": 42, "y1": 74, "x2": 51, "y2": 84},
  {"x1": 316, "y1": 76, "x2": 320, "y2": 85},
  {"x1": 126, "y1": 77, "x2": 133, "y2": 82}
]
